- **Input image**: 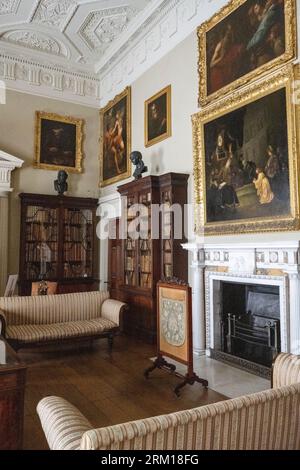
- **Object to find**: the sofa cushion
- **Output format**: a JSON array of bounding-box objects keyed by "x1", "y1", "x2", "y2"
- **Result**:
[{"x1": 6, "y1": 318, "x2": 117, "y2": 344}]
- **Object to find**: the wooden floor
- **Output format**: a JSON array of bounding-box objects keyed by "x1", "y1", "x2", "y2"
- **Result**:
[{"x1": 21, "y1": 336, "x2": 226, "y2": 450}]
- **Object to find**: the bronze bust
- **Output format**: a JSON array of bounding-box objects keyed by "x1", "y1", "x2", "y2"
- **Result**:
[
  {"x1": 130, "y1": 151, "x2": 148, "y2": 180},
  {"x1": 54, "y1": 170, "x2": 68, "y2": 196}
]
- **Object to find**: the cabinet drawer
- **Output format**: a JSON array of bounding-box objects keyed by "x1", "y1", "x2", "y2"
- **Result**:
[{"x1": 0, "y1": 372, "x2": 18, "y2": 391}]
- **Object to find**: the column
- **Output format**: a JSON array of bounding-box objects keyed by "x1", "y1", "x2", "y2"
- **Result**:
[
  {"x1": 182, "y1": 244, "x2": 206, "y2": 356},
  {"x1": 287, "y1": 273, "x2": 300, "y2": 354},
  {"x1": 0, "y1": 193, "x2": 9, "y2": 296}
]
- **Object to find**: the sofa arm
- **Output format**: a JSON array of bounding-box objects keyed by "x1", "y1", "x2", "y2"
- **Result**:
[
  {"x1": 37, "y1": 396, "x2": 93, "y2": 450},
  {"x1": 272, "y1": 353, "x2": 300, "y2": 388},
  {"x1": 101, "y1": 299, "x2": 128, "y2": 331},
  {"x1": 0, "y1": 310, "x2": 6, "y2": 338}
]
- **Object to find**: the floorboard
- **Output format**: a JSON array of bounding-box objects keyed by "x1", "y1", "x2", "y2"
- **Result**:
[{"x1": 20, "y1": 336, "x2": 227, "y2": 450}]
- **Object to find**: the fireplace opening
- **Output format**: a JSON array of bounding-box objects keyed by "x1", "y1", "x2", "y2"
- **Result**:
[{"x1": 215, "y1": 282, "x2": 281, "y2": 368}]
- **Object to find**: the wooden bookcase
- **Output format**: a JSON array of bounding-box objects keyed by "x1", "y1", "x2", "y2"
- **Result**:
[
  {"x1": 19, "y1": 193, "x2": 99, "y2": 296},
  {"x1": 109, "y1": 173, "x2": 189, "y2": 343}
]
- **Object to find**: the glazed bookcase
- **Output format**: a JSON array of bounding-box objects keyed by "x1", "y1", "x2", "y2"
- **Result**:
[{"x1": 19, "y1": 193, "x2": 99, "y2": 295}]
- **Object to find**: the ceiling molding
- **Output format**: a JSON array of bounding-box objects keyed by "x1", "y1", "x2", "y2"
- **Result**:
[
  {"x1": 98, "y1": 0, "x2": 227, "y2": 106},
  {"x1": 0, "y1": 53, "x2": 100, "y2": 107},
  {"x1": 0, "y1": 0, "x2": 229, "y2": 107}
]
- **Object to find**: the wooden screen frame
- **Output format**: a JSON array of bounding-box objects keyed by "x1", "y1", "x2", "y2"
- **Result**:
[{"x1": 157, "y1": 280, "x2": 194, "y2": 371}]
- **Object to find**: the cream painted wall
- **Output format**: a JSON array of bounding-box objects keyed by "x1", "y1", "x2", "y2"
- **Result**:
[{"x1": 0, "y1": 90, "x2": 99, "y2": 275}]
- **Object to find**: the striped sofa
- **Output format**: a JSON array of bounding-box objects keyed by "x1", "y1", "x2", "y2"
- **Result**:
[
  {"x1": 37, "y1": 353, "x2": 300, "y2": 450},
  {"x1": 0, "y1": 291, "x2": 127, "y2": 351}
]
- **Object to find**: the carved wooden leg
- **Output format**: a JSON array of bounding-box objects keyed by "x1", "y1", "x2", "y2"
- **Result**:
[
  {"x1": 174, "y1": 373, "x2": 208, "y2": 397},
  {"x1": 108, "y1": 334, "x2": 114, "y2": 353},
  {"x1": 144, "y1": 355, "x2": 176, "y2": 379}
]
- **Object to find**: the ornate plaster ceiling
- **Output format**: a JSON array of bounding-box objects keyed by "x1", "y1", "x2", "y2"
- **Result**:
[
  {"x1": 0, "y1": 0, "x2": 154, "y2": 71},
  {"x1": 0, "y1": 0, "x2": 220, "y2": 106}
]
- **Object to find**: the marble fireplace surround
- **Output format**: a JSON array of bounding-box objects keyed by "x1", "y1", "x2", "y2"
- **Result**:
[
  {"x1": 183, "y1": 241, "x2": 300, "y2": 359},
  {"x1": 0, "y1": 150, "x2": 23, "y2": 296}
]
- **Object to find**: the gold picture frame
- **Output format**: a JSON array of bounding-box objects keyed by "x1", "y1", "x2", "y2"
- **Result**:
[
  {"x1": 193, "y1": 65, "x2": 299, "y2": 236},
  {"x1": 145, "y1": 85, "x2": 172, "y2": 147},
  {"x1": 34, "y1": 112, "x2": 84, "y2": 173},
  {"x1": 198, "y1": 0, "x2": 297, "y2": 106},
  {"x1": 100, "y1": 87, "x2": 131, "y2": 187}
]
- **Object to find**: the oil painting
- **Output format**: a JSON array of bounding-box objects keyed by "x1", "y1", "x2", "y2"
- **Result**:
[
  {"x1": 145, "y1": 85, "x2": 171, "y2": 147},
  {"x1": 34, "y1": 112, "x2": 83, "y2": 173},
  {"x1": 198, "y1": 0, "x2": 296, "y2": 105},
  {"x1": 193, "y1": 66, "x2": 299, "y2": 235},
  {"x1": 100, "y1": 87, "x2": 131, "y2": 187}
]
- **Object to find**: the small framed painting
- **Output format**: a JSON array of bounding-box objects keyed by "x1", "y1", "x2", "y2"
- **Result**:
[
  {"x1": 198, "y1": 0, "x2": 296, "y2": 106},
  {"x1": 34, "y1": 112, "x2": 84, "y2": 173},
  {"x1": 100, "y1": 87, "x2": 131, "y2": 187},
  {"x1": 145, "y1": 85, "x2": 172, "y2": 147}
]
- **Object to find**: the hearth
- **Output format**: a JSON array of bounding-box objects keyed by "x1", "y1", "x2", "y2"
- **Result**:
[
  {"x1": 205, "y1": 271, "x2": 288, "y2": 379},
  {"x1": 219, "y1": 282, "x2": 280, "y2": 368}
]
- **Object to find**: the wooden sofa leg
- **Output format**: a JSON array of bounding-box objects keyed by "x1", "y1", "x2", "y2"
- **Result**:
[{"x1": 108, "y1": 334, "x2": 114, "y2": 352}]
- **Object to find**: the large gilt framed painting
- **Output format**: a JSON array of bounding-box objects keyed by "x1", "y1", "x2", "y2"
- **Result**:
[
  {"x1": 193, "y1": 65, "x2": 299, "y2": 235},
  {"x1": 100, "y1": 87, "x2": 131, "y2": 187},
  {"x1": 34, "y1": 112, "x2": 84, "y2": 173},
  {"x1": 198, "y1": 0, "x2": 296, "y2": 106}
]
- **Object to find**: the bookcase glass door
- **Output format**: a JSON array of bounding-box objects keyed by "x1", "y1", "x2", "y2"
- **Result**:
[
  {"x1": 63, "y1": 208, "x2": 93, "y2": 279},
  {"x1": 138, "y1": 190, "x2": 152, "y2": 290},
  {"x1": 161, "y1": 189, "x2": 173, "y2": 279},
  {"x1": 24, "y1": 205, "x2": 58, "y2": 281},
  {"x1": 124, "y1": 195, "x2": 137, "y2": 287}
]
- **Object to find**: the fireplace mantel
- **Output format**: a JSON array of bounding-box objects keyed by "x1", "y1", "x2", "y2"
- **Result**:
[
  {"x1": 0, "y1": 150, "x2": 24, "y2": 295},
  {"x1": 0, "y1": 149, "x2": 23, "y2": 194},
  {"x1": 183, "y1": 241, "x2": 300, "y2": 358}
]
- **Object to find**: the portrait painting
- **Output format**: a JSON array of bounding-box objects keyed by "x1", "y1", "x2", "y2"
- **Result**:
[
  {"x1": 100, "y1": 87, "x2": 131, "y2": 187},
  {"x1": 193, "y1": 66, "x2": 299, "y2": 235},
  {"x1": 145, "y1": 85, "x2": 171, "y2": 147},
  {"x1": 198, "y1": 0, "x2": 296, "y2": 105},
  {"x1": 34, "y1": 112, "x2": 83, "y2": 173}
]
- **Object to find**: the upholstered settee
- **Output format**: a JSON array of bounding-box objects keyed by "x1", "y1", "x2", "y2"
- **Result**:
[
  {"x1": 37, "y1": 353, "x2": 300, "y2": 451},
  {"x1": 0, "y1": 291, "x2": 127, "y2": 351}
]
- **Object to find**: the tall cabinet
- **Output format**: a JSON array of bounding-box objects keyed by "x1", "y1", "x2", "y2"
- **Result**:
[
  {"x1": 110, "y1": 173, "x2": 189, "y2": 343},
  {"x1": 19, "y1": 193, "x2": 99, "y2": 296}
]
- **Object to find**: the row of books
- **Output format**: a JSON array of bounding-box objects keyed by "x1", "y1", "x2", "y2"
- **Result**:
[
  {"x1": 125, "y1": 256, "x2": 135, "y2": 271},
  {"x1": 125, "y1": 271, "x2": 136, "y2": 286},
  {"x1": 64, "y1": 243, "x2": 91, "y2": 262},
  {"x1": 140, "y1": 273, "x2": 151, "y2": 289},
  {"x1": 64, "y1": 209, "x2": 93, "y2": 225},
  {"x1": 64, "y1": 224, "x2": 92, "y2": 243},
  {"x1": 63, "y1": 263, "x2": 92, "y2": 279},
  {"x1": 25, "y1": 243, "x2": 56, "y2": 262},
  {"x1": 25, "y1": 265, "x2": 56, "y2": 281},
  {"x1": 26, "y1": 223, "x2": 57, "y2": 243},
  {"x1": 26, "y1": 206, "x2": 57, "y2": 224},
  {"x1": 140, "y1": 255, "x2": 151, "y2": 273}
]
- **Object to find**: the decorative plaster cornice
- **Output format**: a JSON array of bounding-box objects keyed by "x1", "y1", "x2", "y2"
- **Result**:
[
  {"x1": 0, "y1": 0, "x2": 227, "y2": 106},
  {"x1": 0, "y1": 52, "x2": 100, "y2": 107},
  {"x1": 98, "y1": 0, "x2": 228, "y2": 105}
]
